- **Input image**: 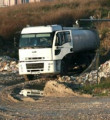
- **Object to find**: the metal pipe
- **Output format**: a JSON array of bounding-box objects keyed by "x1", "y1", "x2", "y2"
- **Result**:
[{"x1": 79, "y1": 19, "x2": 110, "y2": 22}]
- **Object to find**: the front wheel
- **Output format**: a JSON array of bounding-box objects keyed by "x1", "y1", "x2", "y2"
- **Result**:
[
  {"x1": 60, "y1": 61, "x2": 68, "y2": 76},
  {"x1": 23, "y1": 75, "x2": 34, "y2": 81}
]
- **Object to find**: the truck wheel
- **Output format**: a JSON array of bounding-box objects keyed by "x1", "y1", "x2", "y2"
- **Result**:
[
  {"x1": 61, "y1": 61, "x2": 67, "y2": 76},
  {"x1": 23, "y1": 75, "x2": 34, "y2": 81}
]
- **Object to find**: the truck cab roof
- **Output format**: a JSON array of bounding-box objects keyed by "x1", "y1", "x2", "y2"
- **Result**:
[{"x1": 21, "y1": 25, "x2": 62, "y2": 34}]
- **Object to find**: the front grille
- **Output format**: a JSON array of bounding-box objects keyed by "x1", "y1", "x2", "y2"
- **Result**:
[
  {"x1": 26, "y1": 63, "x2": 44, "y2": 69},
  {"x1": 26, "y1": 57, "x2": 44, "y2": 60}
]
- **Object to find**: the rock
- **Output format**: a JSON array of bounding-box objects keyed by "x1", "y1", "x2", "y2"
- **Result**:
[
  {"x1": 59, "y1": 76, "x2": 71, "y2": 82},
  {"x1": 0, "y1": 56, "x2": 18, "y2": 73},
  {"x1": 4, "y1": 64, "x2": 11, "y2": 71},
  {"x1": 74, "y1": 60, "x2": 110, "y2": 86}
]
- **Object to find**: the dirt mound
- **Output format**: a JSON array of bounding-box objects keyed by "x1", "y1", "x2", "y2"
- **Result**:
[
  {"x1": 21, "y1": 97, "x2": 35, "y2": 102},
  {"x1": 44, "y1": 81, "x2": 78, "y2": 97},
  {"x1": 7, "y1": 94, "x2": 19, "y2": 103}
]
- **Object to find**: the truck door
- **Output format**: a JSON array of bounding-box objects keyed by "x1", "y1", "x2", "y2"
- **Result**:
[{"x1": 52, "y1": 30, "x2": 73, "y2": 60}]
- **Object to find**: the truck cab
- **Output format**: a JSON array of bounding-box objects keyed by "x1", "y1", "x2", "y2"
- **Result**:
[{"x1": 19, "y1": 25, "x2": 72, "y2": 77}]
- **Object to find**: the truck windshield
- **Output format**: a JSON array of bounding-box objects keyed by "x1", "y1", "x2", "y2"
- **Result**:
[{"x1": 19, "y1": 33, "x2": 54, "y2": 48}]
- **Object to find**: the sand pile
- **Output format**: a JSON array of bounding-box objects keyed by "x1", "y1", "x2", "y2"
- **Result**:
[{"x1": 44, "y1": 81, "x2": 78, "y2": 97}]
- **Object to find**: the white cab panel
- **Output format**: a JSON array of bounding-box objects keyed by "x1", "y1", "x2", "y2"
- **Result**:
[{"x1": 19, "y1": 48, "x2": 52, "y2": 61}]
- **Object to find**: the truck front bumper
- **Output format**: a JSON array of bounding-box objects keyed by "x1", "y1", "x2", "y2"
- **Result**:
[{"x1": 19, "y1": 60, "x2": 60, "y2": 75}]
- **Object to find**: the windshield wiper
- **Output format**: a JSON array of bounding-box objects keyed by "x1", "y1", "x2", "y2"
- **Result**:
[
  {"x1": 19, "y1": 45, "x2": 52, "y2": 49},
  {"x1": 19, "y1": 46, "x2": 43, "y2": 49}
]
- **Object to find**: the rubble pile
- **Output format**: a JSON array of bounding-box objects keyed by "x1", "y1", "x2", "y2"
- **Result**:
[
  {"x1": 99, "y1": 60, "x2": 110, "y2": 78},
  {"x1": 0, "y1": 56, "x2": 18, "y2": 73},
  {"x1": 60, "y1": 60, "x2": 110, "y2": 86}
]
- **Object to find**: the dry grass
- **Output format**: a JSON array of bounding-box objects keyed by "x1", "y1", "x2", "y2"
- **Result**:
[
  {"x1": 0, "y1": 0, "x2": 109, "y2": 39},
  {"x1": 0, "y1": 0, "x2": 109, "y2": 57}
]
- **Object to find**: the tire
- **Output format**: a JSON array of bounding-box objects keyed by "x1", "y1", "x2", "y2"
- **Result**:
[
  {"x1": 23, "y1": 75, "x2": 34, "y2": 81},
  {"x1": 61, "y1": 61, "x2": 68, "y2": 76}
]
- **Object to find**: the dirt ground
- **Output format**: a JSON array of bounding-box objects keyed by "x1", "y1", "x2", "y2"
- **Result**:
[{"x1": 0, "y1": 73, "x2": 110, "y2": 120}]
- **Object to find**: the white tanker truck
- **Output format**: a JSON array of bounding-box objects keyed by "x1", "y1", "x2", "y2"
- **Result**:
[{"x1": 19, "y1": 25, "x2": 100, "y2": 80}]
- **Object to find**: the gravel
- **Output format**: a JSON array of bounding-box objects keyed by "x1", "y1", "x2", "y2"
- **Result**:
[{"x1": 0, "y1": 73, "x2": 110, "y2": 120}]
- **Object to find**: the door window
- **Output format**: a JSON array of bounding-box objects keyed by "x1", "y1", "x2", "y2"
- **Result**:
[{"x1": 55, "y1": 31, "x2": 71, "y2": 46}]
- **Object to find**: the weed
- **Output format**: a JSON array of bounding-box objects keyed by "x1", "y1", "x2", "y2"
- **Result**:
[{"x1": 80, "y1": 77, "x2": 110, "y2": 96}]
